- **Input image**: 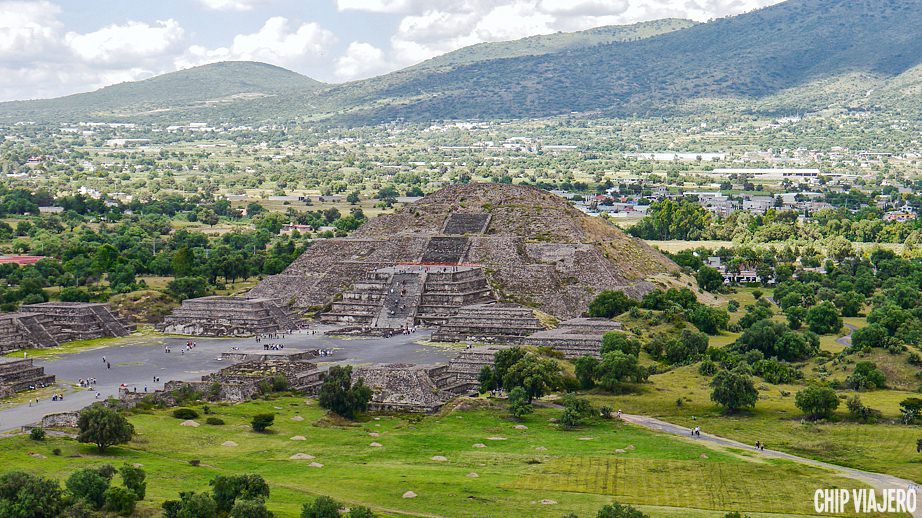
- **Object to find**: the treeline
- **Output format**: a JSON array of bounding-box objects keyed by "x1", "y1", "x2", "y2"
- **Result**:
[{"x1": 629, "y1": 198, "x2": 921, "y2": 244}]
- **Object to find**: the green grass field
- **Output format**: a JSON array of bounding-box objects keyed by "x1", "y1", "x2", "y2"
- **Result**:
[{"x1": 0, "y1": 397, "x2": 888, "y2": 517}]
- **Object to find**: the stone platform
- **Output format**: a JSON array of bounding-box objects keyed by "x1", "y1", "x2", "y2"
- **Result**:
[
  {"x1": 431, "y1": 302, "x2": 548, "y2": 343},
  {"x1": 0, "y1": 302, "x2": 134, "y2": 353},
  {"x1": 526, "y1": 318, "x2": 624, "y2": 358},
  {"x1": 0, "y1": 358, "x2": 55, "y2": 398},
  {"x1": 322, "y1": 265, "x2": 494, "y2": 330},
  {"x1": 157, "y1": 297, "x2": 303, "y2": 337},
  {"x1": 354, "y1": 363, "x2": 456, "y2": 413}
]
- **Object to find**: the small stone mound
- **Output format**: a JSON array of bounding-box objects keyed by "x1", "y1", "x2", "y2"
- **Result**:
[
  {"x1": 180, "y1": 420, "x2": 200, "y2": 427},
  {"x1": 700, "y1": 454, "x2": 709, "y2": 459},
  {"x1": 369, "y1": 432, "x2": 380, "y2": 437},
  {"x1": 222, "y1": 441, "x2": 238, "y2": 447},
  {"x1": 540, "y1": 499, "x2": 557, "y2": 505},
  {"x1": 370, "y1": 442, "x2": 383, "y2": 447},
  {"x1": 626, "y1": 445, "x2": 635, "y2": 450},
  {"x1": 514, "y1": 425, "x2": 528, "y2": 430},
  {"x1": 309, "y1": 462, "x2": 324, "y2": 468},
  {"x1": 289, "y1": 453, "x2": 315, "y2": 460},
  {"x1": 578, "y1": 437, "x2": 593, "y2": 441},
  {"x1": 466, "y1": 472, "x2": 479, "y2": 478},
  {"x1": 291, "y1": 416, "x2": 304, "y2": 422},
  {"x1": 472, "y1": 443, "x2": 486, "y2": 449},
  {"x1": 535, "y1": 446, "x2": 547, "y2": 451},
  {"x1": 615, "y1": 449, "x2": 626, "y2": 453},
  {"x1": 431, "y1": 455, "x2": 448, "y2": 462},
  {"x1": 487, "y1": 436, "x2": 507, "y2": 441},
  {"x1": 402, "y1": 491, "x2": 417, "y2": 499},
  {"x1": 29, "y1": 453, "x2": 46, "y2": 459},
  {"x1": 291, "y1": 436, "x2": 306, "y2": 441}
]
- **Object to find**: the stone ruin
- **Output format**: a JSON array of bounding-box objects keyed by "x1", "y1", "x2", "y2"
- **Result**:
[
  {"x1": 157, "y1": 296, "x2": 303, "y2": 337},
  {"x1": 322, "y1": 265, "x2": 494, "y2": 330},
  {"x1": 0, "y1": 302, "x2": 134, "y2": 354},
  {"x1": 352, "y1": 346, "x2": 507, "y2": 413},
  {"x1": 431, "y1": 303, "x2": 548, "y2": 343},
  {"x1": 525, "y1": 318, "x2": 624, "y2": 359},
  {"x1": 0, "y1": 358, "x2": 55, "y2": 398},
  {"x1": 250, "y1": 183, "x2": 677, "y2": 319}
]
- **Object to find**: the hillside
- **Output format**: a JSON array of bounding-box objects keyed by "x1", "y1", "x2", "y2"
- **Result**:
[
  {"x1": 324, "y1": 0, "x2": 922, "y2": 123},
  {"x1": 0, "y1": 61, "x2": 322, "y2": 122},
  {"x1": 2, "y1": 0, "x2": 922, "y2": 124}
]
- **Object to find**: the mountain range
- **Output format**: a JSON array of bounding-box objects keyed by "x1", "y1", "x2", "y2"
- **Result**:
[{"x1": 2, "y1": 0, "x2": 921, "y2": 125}]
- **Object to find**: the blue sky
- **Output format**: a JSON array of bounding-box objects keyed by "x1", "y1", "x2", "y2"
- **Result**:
[{"x1": 0, "y1": 0, "x2": 784, "y2": 102}]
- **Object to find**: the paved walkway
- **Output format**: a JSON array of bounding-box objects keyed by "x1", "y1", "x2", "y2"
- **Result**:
[
  {"x1": 0, "y1": 328, "x2": 451, "y2": 433},
  {"x1": 836, "y1": 323, "x2": 858, "y2": 348},
  {"x1": 621, "y1": 414, "x2": 920, "y2": 518}
]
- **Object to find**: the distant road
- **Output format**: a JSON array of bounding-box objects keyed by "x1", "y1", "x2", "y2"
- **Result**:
[{"x1": 621, "y1": 414, "x2": 919, "y2": 518}]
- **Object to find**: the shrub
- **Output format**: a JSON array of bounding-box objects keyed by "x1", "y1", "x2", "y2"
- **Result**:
[
  {"x1": 318, "y1": 365, "x2": 373, "y2": 419},
  {"x1": 251, "y1": 413, "x2": 275, "y2": 433},
  {"x1": 301, "y1": 495, "x2": 342, "y2": 518},
  {"x1": 588, "y1": 290, "x2": 636, "y2": 318},
  {"x1": 710, "y1": 369, "x2": 758, "y2": 414},
  {"x1": 172, "y1": 408, "x2": 200, "y2": 420},
  {"x1": 52, "y1": 448, "x2": 62, "y2": 456},
  {"x1": 29, "y1": 427, "x2": 45, "y2": 441},
  {"x1": 103, "y1": 486, "x2": 137, "y2": 516},
  {"x1": 119, "y1": 463, "x2": 146, "y2": 500},
  {"x1": 846, "y1": 361, "x2": 886, "y2": 390},
  {"x1": 698, "y1": 359, "x2": 718, "y2": 376},
  {"x1": 795, "y1": 385, "x2": 840, "y2": 420},
  {"x1": 66, "y1": 469, "x2": 110, "y2": 509},
  {"x1": 846, "y1": 395, "x2": 881, "y2": 424},
  {"x1": 231, "y1": 499, "x2": 270, "y2": 518},
  {"x1": 189, "y1": 459, "x2": 201, "y2": 467},
  {"x1": 507, "y1": 386, "x2": 533, "y2": 418},
  {"x1": 206, "y1": 417, "x2": 225, "y2": 425},
  {"x1": 597, "y1": 502, "x2": 649, "y2": 517}
]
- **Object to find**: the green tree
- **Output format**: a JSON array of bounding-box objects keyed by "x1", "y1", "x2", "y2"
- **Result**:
[
  {"x1": 119, "y1": 464, "x2": 146, "y2": 500},
  {"x1": 501, "y1": 354, "x2": 560, "y2": 401},
  {"x1": 595, "y1": 351, "x2": 647, "y2": 392},
  {"x1": 318, "y1": 365, "x2": 373, "y2": 419},
  {"x1": 805, "y1": 301, "x2": 842, "y2": 335},
  {"x1": 574, "y1": 356, "x2": 599, "y2": 389},
  {"x1": 850, "y1": 323, "x2": 888, "y2": 349},
  {"x1": 601, "y1": 332, "x2": 641, "y2": 356},
  {"x1": 251, "y1": 413, "x2": 275, "y2": 433},
  {"x1": 171, "y1": 246, "x2": 194, "y2": 277},
  {"x1": 210, "y1": 474, "x2": 270, "y2": 513},
  {"x1": 696, "y1": 266, "x2": 723, "y2": 292},
  {"x1": 588, "y1": 290, "x2": 636, "y2": 318},
  {"x1": 710, "y1": 369, "x2": 758, "y2": 413},
  {"x1": 66, "y1": 469, "x2": 110, "y2": 509},
  {"x1": 166, "y1": 276, "x2": 208, "y2": 301},
  {"x1": 301, "y1": 495, "x2": 342, "y2": 518},
  {"x1": 508, "y1": 386, "x2": 533, "y2": 418},
  {"x1": 596, "y1": 502, "x2": 649, "y2": 518},
  {"x1": 795, "y1": 385, "x2": 840, "y2": 420},
  {"x1": 76, "y1": 404, "x2": 134, "y2": 452},
  {"x1": 103, "y1": 486, "x2": 137, "y2": 516},
  {"x1": 0, "y1": 472, "x2": 65, "y2": 518},
  {"x1": 847, "y1": 362, "x2": 886, "y2": 390},
  {"x1": 230, "y1": 499, "x2": 270, "y2": 518}
]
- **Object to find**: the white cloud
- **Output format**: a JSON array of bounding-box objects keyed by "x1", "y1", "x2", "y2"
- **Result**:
[
  {"x1": 177, "y1": 17, "x2": 336, "y2": 71},
  {"x1": 336, "y1": 0, "x2": 414, "y2": 13},
  {"x1": 196, "y1": 0, "x2": 268, "y2": 11},
  {"x1": 0, "y1": 1, "x2": 63, "y2": 62},
  {"x1": 335, "y1": 41, "x2": 391, "y2": 80},
  {"x1": 65, "y1": 20, "x2": 185, "y2": 66}
]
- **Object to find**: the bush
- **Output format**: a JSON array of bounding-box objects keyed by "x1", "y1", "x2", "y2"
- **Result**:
[
  {"x1": 846, "y1": 361, "x2": 886, "y2": 390},
  {"x1": 76, "y1": 404, "x2": 134, "y2": 452},
  {"x1": 597, "y1": 502, "x2": 649, "y2": 517},
  {"x1": 251, "y1": 413, "x2": 275, "y2": 433},
  {"x1": 66, "y1": 469, "x2": 110, "y2": 509},
  {"x1": 172, "y1": 408, "x2": 200, "y2": 420},
  {"x1": 231, "y1": 499, "x2": 270, "y2": 518},
  {"x1": 189, "y1": 459, "x2": 201, "y2": 467},
  {"x1": 710, "y1": 369, "x2": 758, "y2": 414},
  {"x1": 318, "y1": 365, "x2": 373, "y2": 419},
  {"x1": 301, "y1": 495, "x2": 342, "y2": 518},
  {"x1": 103, "y1": 486, "x2": 137, "y2": 516},
  {"x1": 507, "y1": 386, "x2": 533, "y2": 418},
  {"x1": 206, "y1": 417, "x2": 225, "y2": 425},
  {"x1": 588, "y1": 290, "x2": 636, "y2": 318},
  {"x1": 52, "y1": 448, "x2": 62, "y2": 456},
  {"x1": 846, "y1": 395, "x2": 881, "y2": 424},
  {"x1": 119, "y1": 463, "x2": 146, "y2": 500},
  {"x1": 30, "y1": 427, "x2": 45, "y2": 441},
  {"x1": 795, "y1": 385, "x2": 840, "y2": 420},
  {"x1": 560, "y1": 394, "x2": 594, "y2": 429},
  {"x1": 698, "y1": 359, "x2": 718, "y2": 376}
]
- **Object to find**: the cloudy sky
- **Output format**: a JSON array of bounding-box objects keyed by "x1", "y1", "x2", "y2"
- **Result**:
[{"x1": 0, "y1": 0, "x2": 784, "y2": 102}]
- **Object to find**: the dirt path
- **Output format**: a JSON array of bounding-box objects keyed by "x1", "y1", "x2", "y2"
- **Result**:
[{"x1": 621, "y1": 414, "x2": 919, "y2": 517}]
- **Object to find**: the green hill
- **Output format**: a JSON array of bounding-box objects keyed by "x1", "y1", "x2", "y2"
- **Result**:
[
  {"x1": 323, "y1": 0, "x2": 922, "y2": 123},
  {"x1": 0, "y1": 61, "x2": 322, "y2": 122},
  {"x1": 3, "y1": 0, "x2": 922, "y2": 124}
]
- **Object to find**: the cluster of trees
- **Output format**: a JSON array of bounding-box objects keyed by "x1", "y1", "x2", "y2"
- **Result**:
[
  {"x1": 318, "y1": 365, "x2": 373, "y2": 419},
  {"x1": 575, "y1": 333, "x2": 649, "y2": 393},
  {"x1": 0, "y1": 464, "x2": 146, "y2": 517},
  {"x1": 590, "y1": 288, "x2": 729, "y2": 336},
  {"x1": 479, "y1": 347, "x2": 563, "y2": 402},
  {"x1": 629, "y1": 197, "x2": 922, "y2": 245}
]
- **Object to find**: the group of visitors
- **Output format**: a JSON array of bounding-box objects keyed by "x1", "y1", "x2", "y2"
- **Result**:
[
  {"x1": 755, "y1": 441, "x2": 766, "y2": 451},
  {"x1": 691, "y1": 426, "x2": 701, "y2": 437},
  {"x1": 263, "y1": 343, "x2": 285, "y2": 351},
  {"x1": 317, "y1": 348, "x2": 335, "y2": 357},
  {"x1": 77, "y1": 378, "x2": 96, "y2": 388}
]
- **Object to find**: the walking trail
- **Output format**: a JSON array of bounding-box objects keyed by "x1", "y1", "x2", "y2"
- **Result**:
[{"x1": 621, "y1": 414, "x2": 920, "y2": 518}]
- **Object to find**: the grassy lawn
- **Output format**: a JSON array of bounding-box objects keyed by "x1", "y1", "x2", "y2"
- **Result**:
[
  {"x1": 0, "y1": 397, "x2": 883, "y2": 517},
  {"x1": 586, "y1": 365, "x2": 922, "y2": 485}
]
